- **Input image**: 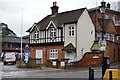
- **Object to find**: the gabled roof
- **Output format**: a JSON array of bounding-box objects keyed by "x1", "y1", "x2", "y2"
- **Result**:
[
  {"x1": 62, "y1": 43, "x2": 76, "y2": 52},
  {"x1": 27, "y1": 8, "x2": 86, "y2": 32},
  {"x1": 0, "y1": 23, "x2": 17, "y2": 37},
  {"x1": 90, "y1": 41, "x2": 100, "y2": 51}
]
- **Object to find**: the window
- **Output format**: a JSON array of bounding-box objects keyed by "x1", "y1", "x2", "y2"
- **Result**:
[
  {"x1": 105, "y1": 33, "x2": 110, "y2": 40},
  {"x1": 34, "y1": 30, "x2": 39, "y2": 39},
  {"x1": 105, "y1": 14, "x2": 109, "y2": 19},
  {"x1": 50, "y1": 49, "x2": 58, "y2": 59},
  {"x1": 117, "y1": 36, "x2": 120, "y2": 40},
  {"x1": 112, "y1": 15, "x2": 116, "y2": 24},
  {"x1": 50, "y1": 27, "x2": 56, "y2": 38},
  {"x1": 69, "y1": 26, "x2": 74, "y2": 36},
  {"x1": 111, "y1": 34, "x2": 115, "y2": 42}
]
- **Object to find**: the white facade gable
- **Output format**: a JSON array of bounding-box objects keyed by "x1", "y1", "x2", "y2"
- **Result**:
[
  {"x1": 63, "y1": 9, "x2": 95, "y2": 61},
  {"x1": 46, "y1": 21, "x2": 57, "y2": 30},
  {"x1": 76, "y1": 9, "x2": 95, "y2": 60},
  {"x1": 30, "y1": 23, "x2": 39, "y2": 33}
]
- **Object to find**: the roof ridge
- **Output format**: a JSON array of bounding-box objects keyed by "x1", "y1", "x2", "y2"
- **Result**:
[{"x1": 58, "y1": 7, "x2": 86, "y2": 14}]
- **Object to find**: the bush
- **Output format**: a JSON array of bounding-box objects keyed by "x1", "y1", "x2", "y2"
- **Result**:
[{"x1": 16, "y1": 58, "x2": 41, "y2": 69}]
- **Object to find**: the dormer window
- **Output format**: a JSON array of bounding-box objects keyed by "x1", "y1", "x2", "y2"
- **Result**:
[
  {"x1": 111, "y1": 34, "x2": 115, "y2": 42},
  {"x1": 112, "y1": 15, "x2": 116, "y2": 24},
  {"x1": 34, "y1": 29, "x2": 39, "y2": 39},
  {"x1": 105, "y1": 14, "x2": 109, "y2": 19},
  {"x1": 69, "y1": 26, "x2": 74, "y2": 36},
  {"x1": 50, "y1": 27, "x2": 56, "y2": 38}
]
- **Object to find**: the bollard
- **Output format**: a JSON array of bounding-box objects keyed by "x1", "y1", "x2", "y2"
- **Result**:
[
  {"x1": 89, "y1": 68, "x2": 94, "y2": 80},
  {"x1": 109, "y1": 70, "x2": 112, "y2": 80},
  {"x1": 89, "y1": 68, "x2": 92, "y2": 80},
  {"x1": 91, "y1": 69, "x2": 94, "y2": 80}
]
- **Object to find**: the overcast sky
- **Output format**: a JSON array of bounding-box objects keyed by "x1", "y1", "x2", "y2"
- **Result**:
[{"x1": 0, "y1": 0, "x2": 119, "y2": 37}]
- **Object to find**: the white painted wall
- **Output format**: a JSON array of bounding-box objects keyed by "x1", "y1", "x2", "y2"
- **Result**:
[
  {"x1": 76, "y1": 9, "x2": 95, "y2": 61},
  {"x1": 64, "y1": 23, "x2": 76, "y2": 47}
]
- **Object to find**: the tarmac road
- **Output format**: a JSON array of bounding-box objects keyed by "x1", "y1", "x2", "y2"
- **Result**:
[
  {"x1": 1, "y1": 62, "x2": 119, "y2": 79},
  {"x1": 0, "y1": 62, "x2": 102, "y2": 79}
]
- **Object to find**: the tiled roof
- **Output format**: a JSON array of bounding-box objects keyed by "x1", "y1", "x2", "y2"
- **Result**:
[
  {"x1": 116, "y1": 26, "x2": 120, "y2": 34},
  {"x1": 90, "y1": 41, "x2": 100, "y2": 51},
  {"x1": 62, "y1": 43, "x2": 76, "y2": 52},
  {"x1": 99, "y1": 19, "x2": 117, "y2": 34},
  {"x1": 27, "y1": 8, "x2": 86, "y2": 31},
  {"x1": 2, "y1": 36, "x2": 29, "y2": 44},
  {"x1": 1, "y1": 24, "x2": 17, "y2": 37}
]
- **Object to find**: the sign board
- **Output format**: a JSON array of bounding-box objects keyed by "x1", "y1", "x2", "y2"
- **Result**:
[
  {"x1": 100, "y1": 46, "x2": 106, "y2": 51},
  {"x1": 99, "y1": 39, "x2": 106, "y2": 46},
  {"x1": 52, "y1": 61, "x2": 56, "y2": 66},
  {"x1": 24, "y1": 50, "x2": 30, "y2": 63},
  {"x1": 97, "y1": 34, "x2": 107, "y2": 38},
  {"x1": 93, "y1": 56, "x2": 99, "y2": 59},
  {"x1": 61, "y1": 61, "x2": 65, "y2": 66}
]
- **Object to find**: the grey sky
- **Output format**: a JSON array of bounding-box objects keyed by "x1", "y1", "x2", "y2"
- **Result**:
[{"x1": 0, "y1": 0, "x2": 119, "y2": 37}]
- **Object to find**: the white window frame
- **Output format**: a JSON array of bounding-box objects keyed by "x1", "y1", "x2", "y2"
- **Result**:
[
  {"x1": 50, "y1": 49, "x2": 58, "y2": 59},
  {"x1": 117, "y1": 36, "x2": 120, "y2": 40},
  {"x1": 34, "y1": 29, "x2": 39, "y2": 39},
  {"x1": 50, "y1": 27, "x2": 56, "y2": 38},
  {"x1": 105, "y1": 14, "x2": 109, "y2": 19},
  {"x1": 112, "y1": 15, "x2": 116, "y2": 24},
  {"x1": 111, "y1": 34, "x2": 115, "y2": 42},
  {"x1": 105, "y1": 33, "x2": 110, "y2": 40},
  {"x1": 69, "y1": 26, "x2": 75, "y2": 36}
]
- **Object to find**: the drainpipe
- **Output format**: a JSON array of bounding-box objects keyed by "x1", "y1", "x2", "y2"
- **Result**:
[{"x1": 75, "y1": 23, "x2": 77, "y2": 61}]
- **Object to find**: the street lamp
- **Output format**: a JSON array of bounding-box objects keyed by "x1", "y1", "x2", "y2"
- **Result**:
[{"x1": 99, "y1": 0, "x2": 106, "y2": 78}]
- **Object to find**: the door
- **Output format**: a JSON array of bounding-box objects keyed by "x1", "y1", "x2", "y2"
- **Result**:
[{"x1": 36, "y1": 50, "x2": 43, "y2": 64}]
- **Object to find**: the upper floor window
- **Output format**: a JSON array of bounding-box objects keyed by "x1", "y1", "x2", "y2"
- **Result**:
[
  {"x1": 34, "y1": 29, "x2": 39, "y2": 39},
  {"x1": 50, "y1": 27, "x2": 56, "y2": 38},
  {"x1": 117, "y1": 36, "x2": 120, "y2": 40},
  {"x1": 69, "y1": 26, "x2": 75, "y2": 36},
  {"x1": 50, "y1": 49, "x2": 58, "y2": 59},
  {"x1": 105, "y1": 33, "x2": 110, "y2": 40},
  {"x1": 112, "y1": 15, "x2": 116, "y2": 24},
  {"x1": 111, "y1": 34, "x2": 115, "y2": 42},
  {"x1": 105, "y1": 14, "x2": 109, "y2": 19}
]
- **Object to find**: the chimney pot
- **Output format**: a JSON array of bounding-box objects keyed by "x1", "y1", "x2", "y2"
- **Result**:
[
  {"x1": 107, "y1": 2, "x2": 110, "y2": 9},
  {"x1": 51, "y1": 2, "x2": 59, "y2": 15}
]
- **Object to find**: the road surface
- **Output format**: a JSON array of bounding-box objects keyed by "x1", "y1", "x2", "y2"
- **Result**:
[{"x1": 0, "y1": 62, "x2": 103, "y2": 79}]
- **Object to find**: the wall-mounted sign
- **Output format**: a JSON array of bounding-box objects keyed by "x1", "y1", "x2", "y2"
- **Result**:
[
  {"x1": 52, "y1": 61, "x2": 56, "y2": 66},
  {"x1": 93, "y1": 56, "x2": 99, "y2": 59}
]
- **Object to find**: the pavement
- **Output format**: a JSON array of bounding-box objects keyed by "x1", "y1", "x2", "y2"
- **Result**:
[{"x1": 40, "y1": 62, "x2": 119, "y2": 72}]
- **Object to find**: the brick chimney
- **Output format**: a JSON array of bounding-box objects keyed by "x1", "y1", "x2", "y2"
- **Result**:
[
  {"x1": 101, "y1": 0, "x2": 106, "y2": 7},
  {"x1": 107, "y1": 3, "x2": 110, "y2": 9},
  {"x1": 51, "y1": 2, "x2": 59, "y2": 15}
]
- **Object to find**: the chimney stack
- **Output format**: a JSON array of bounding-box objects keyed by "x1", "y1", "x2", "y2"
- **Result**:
[
  {"x1": 101, "y1": 0, "x2": 106, "y2": 7},
  {"x1": 51, "y1": 2, "x2": 59, "y2": 15},
  {"x1": 107, "y1": 3, "x2": 110, "y2": 9}
]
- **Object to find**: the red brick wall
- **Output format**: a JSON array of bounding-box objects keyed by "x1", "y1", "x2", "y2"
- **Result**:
[
  {"x1": 74, "y1": 52, "x2": 102, "y2": 67},
  {"x1": 29, "y1": 45, "x2": 64, "y2": 65},
  {"x1": 105, "y1": 41, "x2": 120, "y2": 63}
]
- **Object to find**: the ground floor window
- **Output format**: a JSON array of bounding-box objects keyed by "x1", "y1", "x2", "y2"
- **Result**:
[{"x1": 50, "y1": 49, "x2": 58, "y2": 59}]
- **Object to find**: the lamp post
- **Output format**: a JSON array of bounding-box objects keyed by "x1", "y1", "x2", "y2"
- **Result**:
[{"x1": 99, "y1": 0, "x2": 106, "y2": 78}]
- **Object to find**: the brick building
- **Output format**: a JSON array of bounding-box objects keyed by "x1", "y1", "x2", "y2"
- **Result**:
[
  {"x1": 0, "y1": 23, "x2": 29, "y2": 53},
  {"x1": 89, "y1": 0, "x2": 120, "y2": 63},
  {"x1": 27, "y1": 1, "x2": 120, "y2": 67}
]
